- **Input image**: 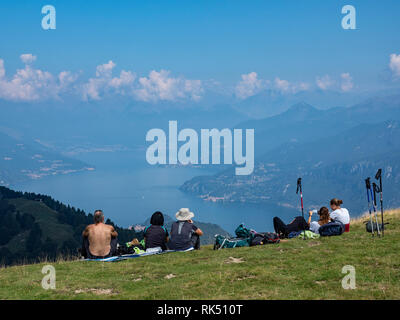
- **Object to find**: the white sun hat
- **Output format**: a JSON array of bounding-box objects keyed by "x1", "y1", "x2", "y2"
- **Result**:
[{"x1": 175, "y1": 208, "x2": 195, "y2": 221}]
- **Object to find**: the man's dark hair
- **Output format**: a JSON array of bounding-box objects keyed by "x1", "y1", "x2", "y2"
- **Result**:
[
  {"x1": 150, "y1": 211, "x2": 164, "y2": 226},
  {"x1": 94, "y1": 210, "x2": 104, "y2": 224}
]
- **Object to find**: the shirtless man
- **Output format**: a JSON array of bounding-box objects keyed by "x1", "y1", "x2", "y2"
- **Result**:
[{"x1": 81, "y1": 210, "x2": 118, "y2": 259}]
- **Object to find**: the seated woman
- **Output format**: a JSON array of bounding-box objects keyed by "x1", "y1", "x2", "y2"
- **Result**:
[
  {"x1": 273, "y1": 215, "x2": 309, "y2": 238},
  {"x1": 168, "y1": 208, "x2": 203, "y2": 251},
  {"x1": 307, "y1": 207, "x2": 330, "y2": 234},
  {"x1": 329, "y1": 198, "x2": 351, "y2": 232},
  {"x1": 143, "y1": 211, "x2": 169, "y2": 251}
]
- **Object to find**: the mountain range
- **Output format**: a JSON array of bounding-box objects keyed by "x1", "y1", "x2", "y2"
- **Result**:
[
  {"x1": 0, "y1": 132, "x2": 93, "y2": 186},
  {"x1": 181, "y1": 95, "x2": 400, "y2": 215}
]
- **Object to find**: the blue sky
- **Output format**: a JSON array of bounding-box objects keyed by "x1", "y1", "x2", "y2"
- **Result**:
[{"x1": 0, "y1": 0, "x2": 399, "y2": 104}]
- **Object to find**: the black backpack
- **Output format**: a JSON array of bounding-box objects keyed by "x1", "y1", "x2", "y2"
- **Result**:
[
  {"x1": 365, "y1": 221, "x2": 388, "y2": 233},
  {"x1": 250, "y1": 232, "x2": 280, "y2": 246},
  {"x1": 319, "y1": 221, "x2": 345, "y2": 237}
]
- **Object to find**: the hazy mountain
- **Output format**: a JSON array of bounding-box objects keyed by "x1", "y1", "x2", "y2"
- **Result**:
[
  {"x1": 181, "y1": 95, "x2": 400, "y2": 216},
  {"x1": 233, "y1": 88, "x2": 374, "y2": 118},
  {"x1": 235, "y1": 94, "x2": 400, "y2": 159},
  {"x1": 0, "y1": 132, "x2": 92, "y2": 186}
]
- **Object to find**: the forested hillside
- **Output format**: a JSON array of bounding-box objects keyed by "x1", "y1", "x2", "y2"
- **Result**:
[{"x1": 0, "y1": 186, "x2": 139, "y2": 266}]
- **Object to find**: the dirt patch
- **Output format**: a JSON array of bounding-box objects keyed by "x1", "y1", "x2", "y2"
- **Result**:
[
  {"x1": 236, "y1": 275, "x2": 256, "y2": 281},
  {"x1": 225, "y1": 257, "x2": 244, "y2": 264},
  {"x1": 74, "y1": 288, "x2": 116, "y2": 295},
  {"x1": 308, "y1": 241, "x2": 321, "y2": 247}
]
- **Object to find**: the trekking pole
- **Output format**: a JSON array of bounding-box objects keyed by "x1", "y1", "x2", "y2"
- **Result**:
[
  {"x1": 296, "y1": 178, "x2": 306, "y2": 240},
  {"x1": 365, "y1": 178, "x2": 375, "y2": 237},
  {"x1": 372, "y1": 182, "x2": 381, "y2": 237},
  {"x1": 375, "y1": 169, "x2": 384, "y2": 237}
]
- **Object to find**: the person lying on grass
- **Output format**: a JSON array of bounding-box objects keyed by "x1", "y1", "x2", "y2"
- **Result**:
[
  {"x1": 81, "y1": 210, "x2": 118, "y2": 259},
  {"x1": 273, "y1": 215, "x2": 309, "y2": 239},
  {"x1": 168, "y1": 208, "x2": 203, "y2": 251}
]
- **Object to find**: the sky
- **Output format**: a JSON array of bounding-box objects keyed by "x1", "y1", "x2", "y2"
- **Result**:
[{"x1": 0, "y1": 0, "x2": 400, "y2": 105}]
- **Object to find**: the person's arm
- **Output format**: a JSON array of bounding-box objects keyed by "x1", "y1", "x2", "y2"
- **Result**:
[
  {"x1": 82, "y1": 225, "x2": 90, "y2": 237},
  {"x1": 307, "y1": 211, "x2": 313, "y2": 226},
  {"x1": 188, "y1": 220, "x2": 203, "y2": 236},
  {"x1": 110, "y1": 226, "x2": 118, "y2": 238},
  {"x1": 193, "y1": 225, "x2": 203, "y2": 236}
]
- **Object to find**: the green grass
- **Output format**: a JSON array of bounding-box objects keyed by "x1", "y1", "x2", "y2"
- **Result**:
[
  {"x1": 5, "y1": 199, "x2": 75, "y2": 254},
  {"x1": 1, "y1": 210, "x2": 400, "y2": 300}
]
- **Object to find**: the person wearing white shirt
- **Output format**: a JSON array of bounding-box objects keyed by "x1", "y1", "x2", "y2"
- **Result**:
[{"x1": 329, "y1": 198, "x2": 350, "y2": 225}]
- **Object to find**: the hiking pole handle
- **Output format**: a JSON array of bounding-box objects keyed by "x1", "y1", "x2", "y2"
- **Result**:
[
  {"x1": 365, "y1": 178, "x2": 371, "y2": 202},
  {"x1": 375, "y1": 168, "x2": 382, "y2": 181},
  {"x1": 372, "y1": 183, "x2": 378, "y2": 207},
  {"x1": 296, "y1": 178, "x2": 302, "y2": 194}
]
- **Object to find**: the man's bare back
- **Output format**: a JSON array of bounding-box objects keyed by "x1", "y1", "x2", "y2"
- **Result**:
[{"x1": 83, "y1": 223, "x2": 117, "y2": 257}]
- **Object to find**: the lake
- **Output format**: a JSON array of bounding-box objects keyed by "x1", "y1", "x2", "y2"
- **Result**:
[{"x1": 12, "y1": 150, "x2": 300, "y2": 234}]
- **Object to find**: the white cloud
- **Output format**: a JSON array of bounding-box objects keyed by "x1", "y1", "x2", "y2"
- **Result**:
[
  {"x1": 274, "y1": 77, "x2": 290, "y2": 92},
  {"x1": 82, "y1": 61, "x2": 135, "y2": 100},
  {"x1": 235, "y1": 73, "x2": 309, "y2": 98},
  {"x1": 134, "y1": 70, "x2": 203, "y2": 102},
  {"x1": 96, "y1": 60, "x2": 116, "y2": 77},
  {"x1": 274, "y1": 78, "x2": 310, "y2": 94},
  {"x1": 235, "y1": 72, "x2": 267, "y2": 99},
  {"x1": 316, "y1": 75, "x2": 334, "y2": 90},
  {"x1": 0, "y1": 59, "x2": 5, "y2": 79},
  {"x1": 340, "y1": 72, "x2": 353, "y2": 92},
  {"x1": 0, "y1": 54, "x2": 79, "y2": 102},
  {"x1": 1, "y1": 56, "x2": 203, "y2": 103},
  {"x1": 20, "y1": 54, "x2": 37, "y2": 64},
  {"x1": 0, "y1": 56, "x2": 77, "y2": 102},
  {"x1": 389, "y1": 53, "x2": 400, "y2": 77},
  {"x1": 83, "y1": 62, "x2": 202, "y2": 102}
]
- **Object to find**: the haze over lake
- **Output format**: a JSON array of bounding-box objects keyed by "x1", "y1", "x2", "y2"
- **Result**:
[{"x1": 11, "y1": 150, "x2": 299, "y2": 234}]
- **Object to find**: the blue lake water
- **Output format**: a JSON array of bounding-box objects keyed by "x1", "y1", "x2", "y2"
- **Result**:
[{"x1": 12, "y1": 151, "x2": 300, "y2": 234}]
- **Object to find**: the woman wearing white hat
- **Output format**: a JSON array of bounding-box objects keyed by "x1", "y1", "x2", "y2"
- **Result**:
[{"x1": 168, "y1": 208, "x2": 203, "y2": 251}]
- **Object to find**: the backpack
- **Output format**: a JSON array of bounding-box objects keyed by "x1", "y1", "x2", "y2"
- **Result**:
[
  {"x1": 235, "y1": 224, "x2": 251, "y2": 238},
  {"x1": 250, "y1": 232, "x2": 280, "y2": 246},
  {"x1": 365, "y1": 221, "x2": 388, "y2": 233},
  {"x1": 116, "y1": 242, "x2": 145, "y2": 255},
  {"x1": 319, "y1": 221, "x2": 345, "y2": 237},
  {"x1": 262, "y1": 232, "x2": 280, "y2": 244},
  {"x1": 213, "y1": 234, "x2": 250, "y2": 250}
]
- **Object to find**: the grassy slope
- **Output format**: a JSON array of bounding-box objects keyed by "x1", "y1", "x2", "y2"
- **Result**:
[
  {"x1": 5, "y1": 199, "x2": 75, "y2": 254},
  {"x1": 0, "y1": 210, "x2": 399, "y2": 300}
]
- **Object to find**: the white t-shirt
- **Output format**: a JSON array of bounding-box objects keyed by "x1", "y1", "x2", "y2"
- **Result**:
[
  {"x1": 309, "y1": 221, "x2": 321, "y2": 234},
  {"x1": 330, "y1": 208, "x2": 350, "y2": 225}
]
